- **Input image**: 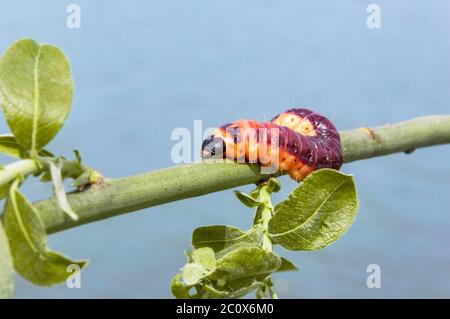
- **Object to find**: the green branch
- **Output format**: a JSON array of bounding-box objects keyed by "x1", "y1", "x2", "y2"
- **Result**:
[{"x1": 34, "y1": 115, "x2": 450, "y2": 234}]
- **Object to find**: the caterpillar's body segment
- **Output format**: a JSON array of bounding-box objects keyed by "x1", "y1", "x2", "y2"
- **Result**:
[{"x1": 201, "y1": 108, "x2": 343, "y2": 181}]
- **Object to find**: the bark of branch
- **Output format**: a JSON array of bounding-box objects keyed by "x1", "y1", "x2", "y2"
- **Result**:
[{"x1": 33, "y1": 115, "x2": 450, "y2": 234}]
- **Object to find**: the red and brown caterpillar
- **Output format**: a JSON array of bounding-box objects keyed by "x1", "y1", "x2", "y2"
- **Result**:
[{"x1": 201, "y1": 108, "x2": 343, "y2": 181}]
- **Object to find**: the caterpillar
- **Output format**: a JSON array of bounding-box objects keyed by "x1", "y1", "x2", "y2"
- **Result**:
[{"x1": 201, "y1": 108, "x2": 343, "y2": 181}]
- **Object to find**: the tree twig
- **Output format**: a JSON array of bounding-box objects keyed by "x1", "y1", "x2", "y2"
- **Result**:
[{"x1": 33, "y1": 115, "x2": 450, "y2": 234}]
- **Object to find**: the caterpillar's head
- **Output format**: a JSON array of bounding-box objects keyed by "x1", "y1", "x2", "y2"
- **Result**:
[
  {"x1": 271, "y1": 108, "x2": 317, "y2": 136},
  {"x1": 201, "y1": 135, "x2": 226, "y2": 159}
]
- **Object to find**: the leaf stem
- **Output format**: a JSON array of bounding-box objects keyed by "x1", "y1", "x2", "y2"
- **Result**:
[
  {"x1": 0, "y1": 157, "x2": 91, "y2": 191},
  {"x1": 257, "y1": 188, "x2": 274, "y2": 252},
  {"x1": 0, "y1": 160, "x2": 38, "y2": 187}
]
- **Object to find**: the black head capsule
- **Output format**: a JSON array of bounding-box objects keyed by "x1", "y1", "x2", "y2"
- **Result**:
[{"x1": 201, "y1": 136, "x2": 226, "y2": 159}]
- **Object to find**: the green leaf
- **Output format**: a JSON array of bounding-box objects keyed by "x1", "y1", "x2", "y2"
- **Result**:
[
  {"x1": 214, "y1": 242, "x2": 256, "y2": 260},
  {"x1": 191, "y1": 247, "x2": 216, "y2": 271},
  {"x1": 0, "y1": 183, "x2": 9, "y2": 200},
  {"x1": 73, "y1": 149, "x2": 82, "y2": 164},
  {"x1": 0, "y1": 134, "x2": 25, "y2": 158},
  {"x1": 48, "y1": 161, "x2": 78, "y2": 220},
  {"x1": 181, "y1": 263, "x2": 209, "y2": 286},
  {"x1": 0, "y1": 220, "x2": 14, "y2": 299},
  {"x1": 0, "y1": 134, "x2": 54, "y2": 159},
  {"x1": 228, "y1": 280, "x2": 265, "y2": 298},
  {"x1": 0, "y1": 39, "x2": 73, "y2": 153},
  {"x1": 2, "y1": 181, "x2": 87, "y2": 286},
  {"x1": 200, "y1": 284, "x2": 230, "y2": 299},
  {"x1": 214, "y1": 274, "x2": 264, "y2": 293},
  {"x1": 249, "y1": 187, "x2": 261, "y2": 199},
  {"x1": 71, "y1": 171, "x2": 90, "y2": 187},
  {"x1": 268, "y1": 169, "x2": 358, "y2": 251},
  {"x1": 192, "y1": 225, "x2": 262, "y2": 252},
  {"x1": 202, "y1": 280, "x2": 264, "y2": 299},
  {"x1": 277, "y1": 257, "x2": 298, "y2": 272},
  {"x1": 234, "y1": 190, "x2": 263, "y2": 208},
  {"x1": 273, "y1": 201, "x2": 283, "y2": 214},
  {"x1": 267, "y1": 178, "x2": 281, "y2": 193},
  {"x1": 37, "y1": 149, "x2": 54, "y2": 158},
  {"x1": 171, "y1": 274, "x2": 194, "y2": 299},
  {"x1": 211, "y1": 244, "x2": 282, "y2": 281},
  {"x1": 184, "y1": 249, "x2": 193, "y2": 263},
  {"x1": 181, "y1": 247, "x2": 216, "y2": 285}
]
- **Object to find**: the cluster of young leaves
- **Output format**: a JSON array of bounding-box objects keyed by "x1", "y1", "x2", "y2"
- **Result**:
[
  {"x1": 0, "y1": 39, "x2": 95, "y2": 298},
  {"x1": 171, "y1": 169, "x2": 358, "y2": 299}
]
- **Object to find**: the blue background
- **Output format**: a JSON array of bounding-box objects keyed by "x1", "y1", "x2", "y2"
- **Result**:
[{"x1": 0, "y1": 0, "x2": 449, "y2": 298}]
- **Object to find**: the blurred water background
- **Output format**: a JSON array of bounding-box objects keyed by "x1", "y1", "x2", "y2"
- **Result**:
[{"x1": 0, "y1": 0, "x2": 449, "y2": 298}]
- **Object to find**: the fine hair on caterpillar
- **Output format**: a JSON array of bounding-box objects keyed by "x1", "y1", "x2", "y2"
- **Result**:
[{"x1": 202, "y1": 108, "x2": 343, "y2": 182}]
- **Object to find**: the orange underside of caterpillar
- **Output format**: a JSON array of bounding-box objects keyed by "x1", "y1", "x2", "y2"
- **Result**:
[{"x1": 202, "y1": 108, "x2": 343, "y2": 182}]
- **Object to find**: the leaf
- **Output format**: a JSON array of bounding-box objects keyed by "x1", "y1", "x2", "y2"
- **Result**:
[
  {"x1": 49, "y1": 161, "x2": 78, "y2": 220},
  {"x1": 0, "y1": 39, "x2": 73, "y2": 153},
  {"x1": 192, "y1": 225, "x2": 262, "y2": 252},
  {"x1": 268, "y1": 169, "x2": 358, "y2": 251},
  {"x1": 211, "y1": 244, "x2": 282, "y2": 281},
  {"x1": 0, "y1": 183, "x2": 8, "y2": 200},
  {"x1": 201, "y1": 284, "x2": 230, "y2": 299},
  {"x1": 214, "y1": 273, "x2": 263, "y2": 292},
  {"x1": 0, "y1": 134, "x2": 25, "y2": 158},
  {"x1": 37, "y1": 149, "x2": 55, "y2": 158},
  {"x1": 181, "y1": 263, "x2": 209, "y2": 286},
  {"x1": 267, "y1": 178, "x2": 281, "y2": 193},
  {"x1": 181, "y1": 247, "x2": 216, "y2": 285},
  {"x1": 2, "y1": 182, "x2": 87, "y2": 286},
  {"x1": 0, "y1": 164, "x2": 9, "y2": 200},
  {"x1": 171, "y1": 274, "x2": 194, "y2": 299},
  {"x1": 0, "y1": 220, "x2": 14, "y2": 299},
  {"x1": 214, "y1": 242, "x2": 257, "y2": 260},
  {"x1": 0, "y1": 134, "x2": 54, "y2": 159},
  {"x1": 71, "y1": 171, "x2": 90, "y2": 187},
  {"x1": 202, "y1": 280, "x2": 264, "y2": 299},
  {"x1": 249, "y1": 187, "x2": 261, "y2": 199},
  {"x1": 73, "y1": 149, "x2": 82, "y2": 164},
  {"x1": 276, "y1": 257, "x2": 298, "y2": 272},
  {"x1": 273, "y1": 201, "x2": 283, "y2": 214},
  {"x1": 227, "y1": 280, "x2": 265, "y2": 298},
  {"x1": 234, "y1": 190, "x2": 263, "y2": 208},
  {"x1": 191, "y1": 247, "x2": 216, "y2": 271},
  {"x1": 184, "y1": 249, "x2": 193, "y2": 263}
]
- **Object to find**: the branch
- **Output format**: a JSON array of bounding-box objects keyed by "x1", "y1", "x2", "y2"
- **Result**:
[{"x1": 34, "y1": 115, "x2": 450, "y2": 234}]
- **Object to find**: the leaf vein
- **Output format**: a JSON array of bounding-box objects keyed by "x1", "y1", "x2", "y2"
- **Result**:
[
  {"x1": 31, "y1": 45, "x2": 42, "y2": 154},
  {"x1": 270, "y1": 179, "x2": 349, "y2": 238}
]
